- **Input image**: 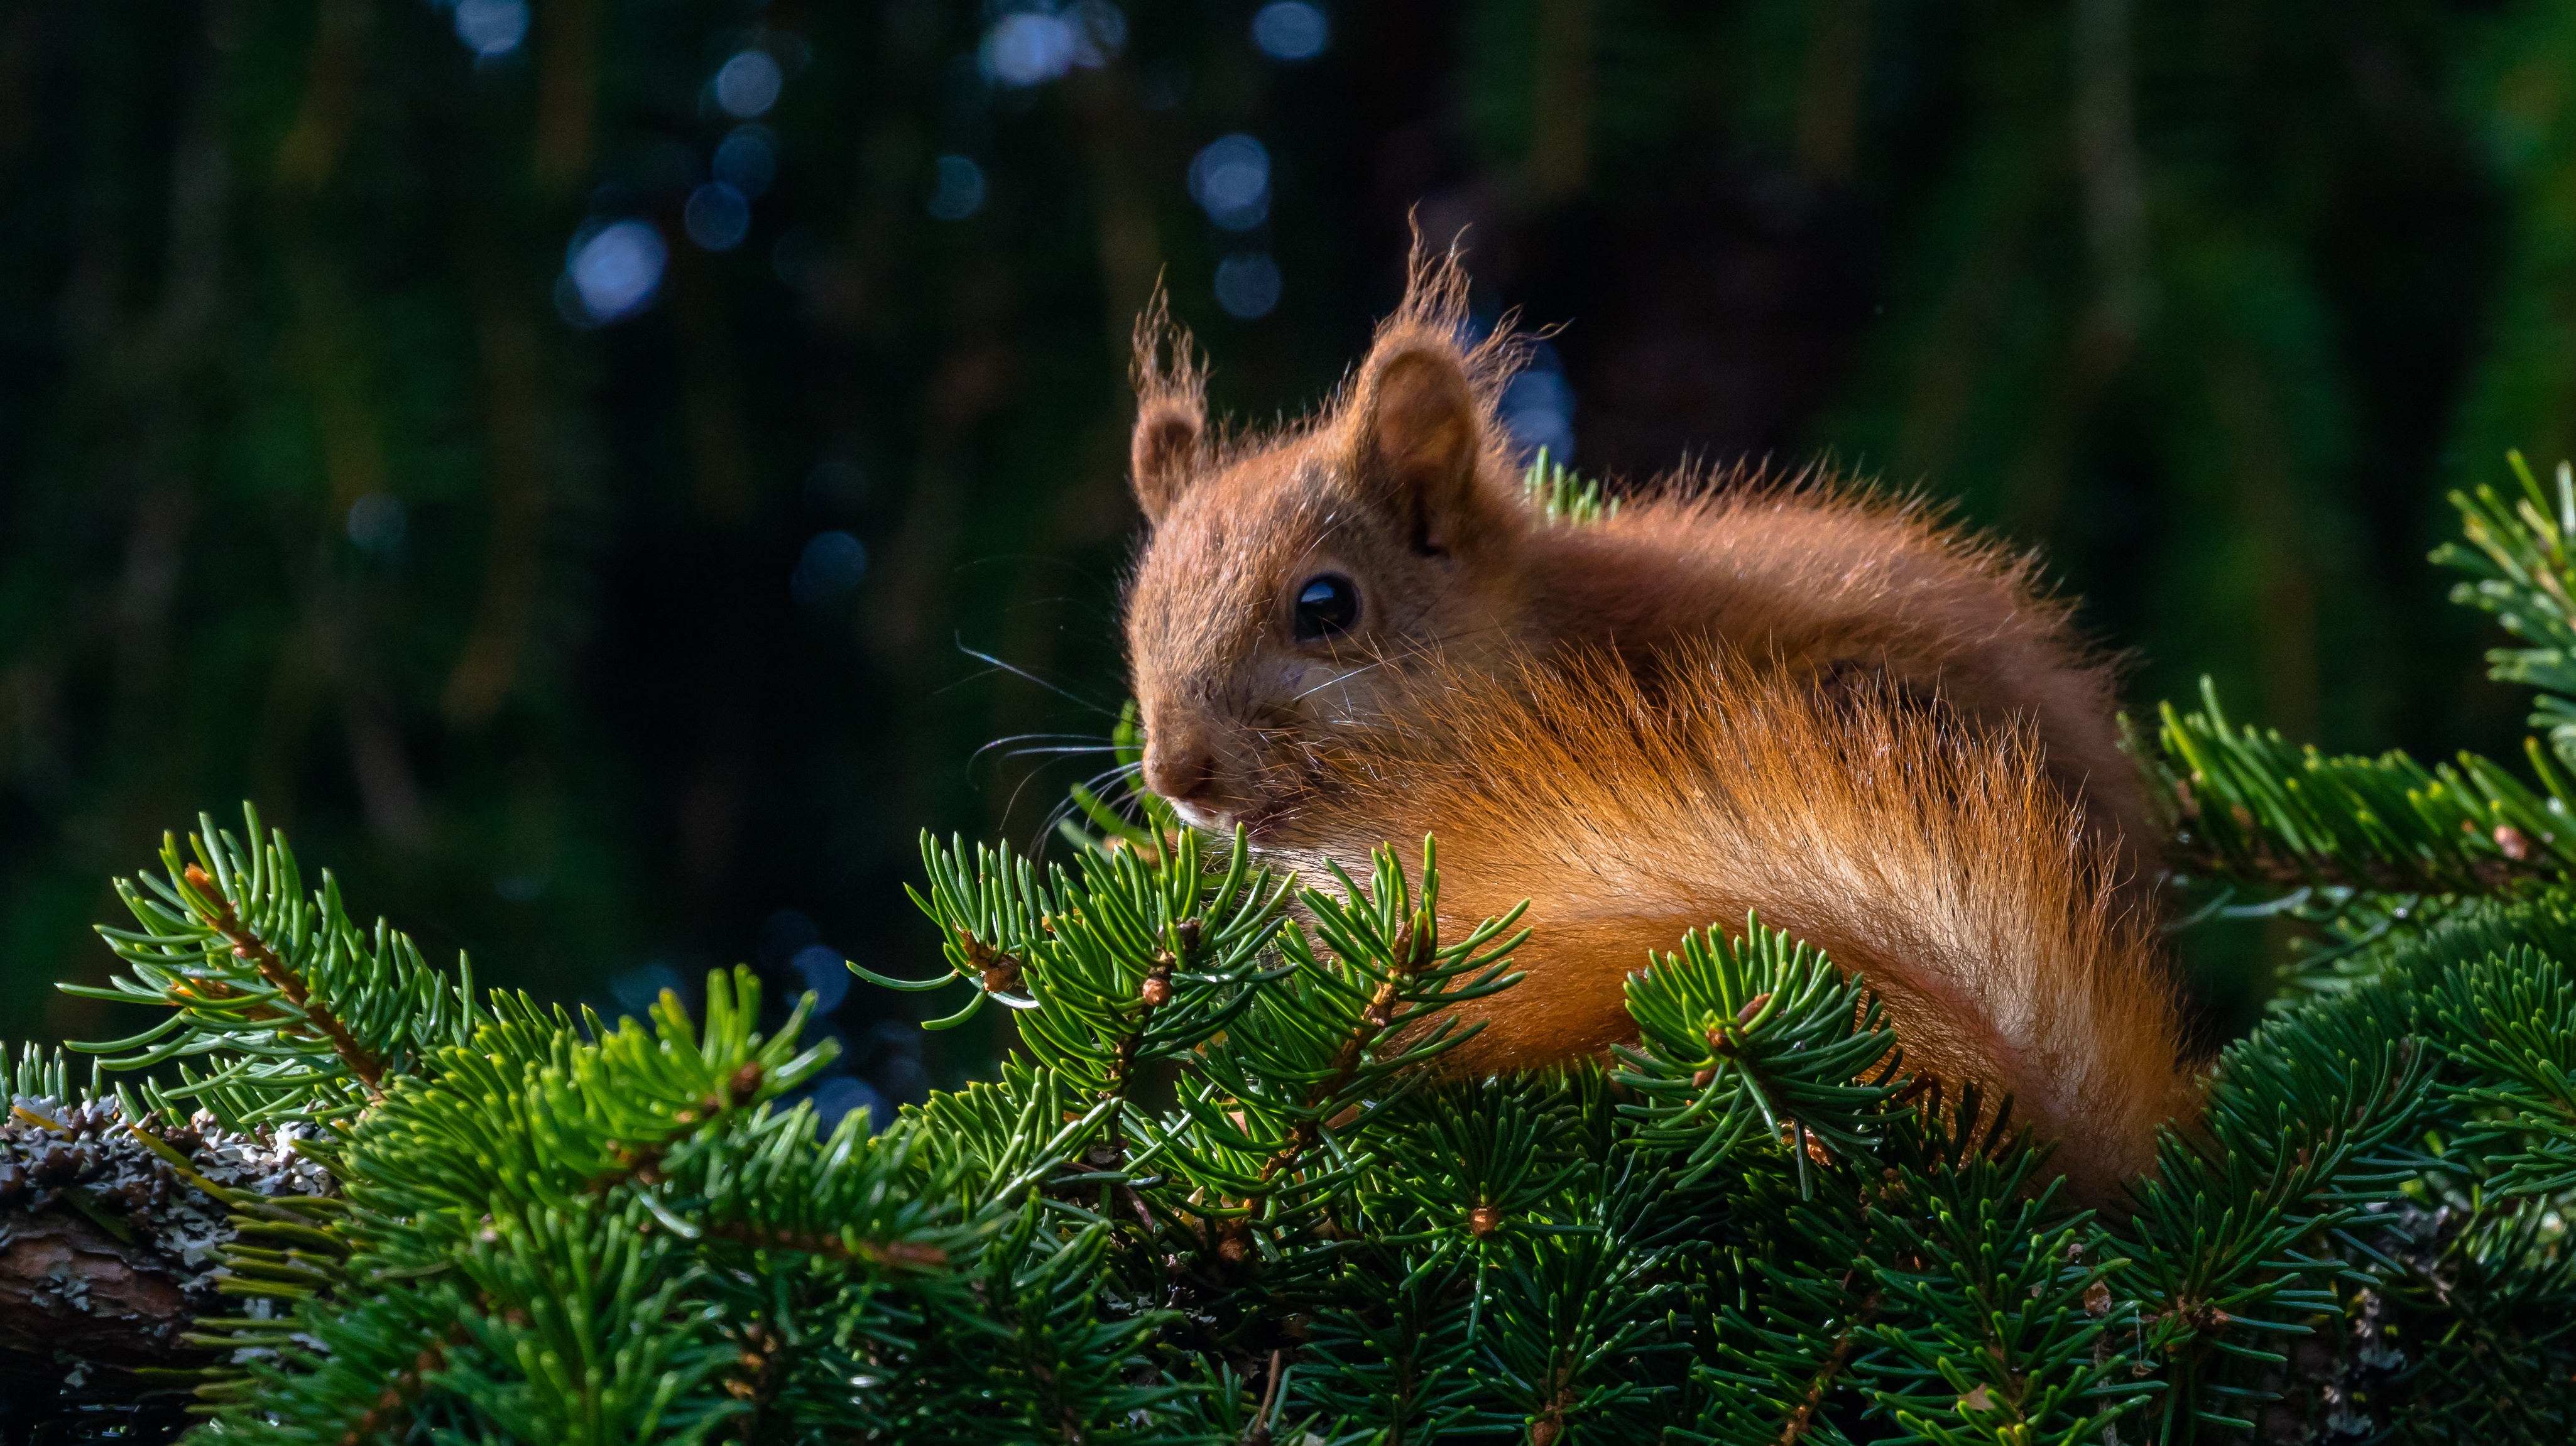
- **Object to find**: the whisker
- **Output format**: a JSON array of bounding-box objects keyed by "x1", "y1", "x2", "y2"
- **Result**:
[
  {"x1": 956, "y1": 553, "x2": 1127, "y2": 608},
  {"x1": 999, "y1": 745, "x2": 1127, "y2": 759},
  {"x1": 969, "y1": 731, "x2": 1115, "y2": 766},
  {"x1": 998, "y1": 764, "x2": 1054, "y2": 836},
  {"x1": 947, "y1": 638, "x2": 1122, "y2": 717},
  {"x1": 1292, "y1": 655, "x2": 1397, "y2": 702},
  {"x1": 1030, "y1": 759, "x2": 1150, "y2": 856},
  {"x1": 996, "y1": 751, "x2": 1137, "y2": 837},
  {"x1": 1291, "y1": 620, "x2": 1502, "y2": 704}
]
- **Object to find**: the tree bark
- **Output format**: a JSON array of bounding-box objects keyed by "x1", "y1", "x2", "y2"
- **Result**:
[
  {"x1": 0, "y1": 1097, "x2": 335, "y2": 1438},
  {"x1": 0, "y1": 1206, "x2": 207, "y2": 1367}
]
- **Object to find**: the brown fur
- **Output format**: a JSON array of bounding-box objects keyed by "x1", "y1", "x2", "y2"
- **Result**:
[
  {"x1": 1122, "y1": 244, "x2": 2154, "y2": 876},
  {"x1": 1118, "y1": 241, "x2": 2191, "y2": 1200},
  {"x1": 1260, "y1": 648, "x2": 2197, "y2": 1205}
]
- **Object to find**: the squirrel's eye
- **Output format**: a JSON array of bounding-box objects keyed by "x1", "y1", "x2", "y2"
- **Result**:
[{"x1": 1292, "y1": 574, "x2": 1360, "y2": 642}]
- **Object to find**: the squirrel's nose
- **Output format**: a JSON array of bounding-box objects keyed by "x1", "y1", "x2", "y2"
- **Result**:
[{"x1": 1143, "y1": 742, "x2": 1216, "y2": 803}]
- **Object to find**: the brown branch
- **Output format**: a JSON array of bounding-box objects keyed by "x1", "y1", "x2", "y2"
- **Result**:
[
  {"x1": 1527, "y1": 1365, "x2": 1581, "y2": 1446},
  {"x1": 1098, "y1": 925, "x2": 1192, "y2": 1161},
  {"x1": 2173, "y1": 837, "x2": 2550, "y2": 894},
  {"x1": 1240, "y1": 1348, "x2": 1287, "y2": 1446},
  {"x1": 702, "y1": 1220, "x2": 949, "y2": 1272},
  {"x1": 1255, "y1": 920, "x2": 1428, "y2": 1188},
  {"x1": 182, "y1": 863, "x2": 385, "y2": 1094},
  {"x1": 329, "y1": 1320, "x2": 467, "y2": 1446},
  {"x1": 720, "y1": 1318, "x2": 783, "y2": 1420},
  {"x1": 1776, "y1": 1293, "x2": 1880, "y2": 1444},
  {"x1": 581, "y1": 1062, "x2": 769, "y2": 1194}
]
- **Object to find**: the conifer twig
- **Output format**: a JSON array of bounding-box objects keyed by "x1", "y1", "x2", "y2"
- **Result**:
[
  {"x1": 1777, "y1": 1294, "x2": 1879, "y2": 1444},
  {"x1": 1257, "y1": 918, "x2": 1426, "y2": 1187},
  {"x1": 180, "y1": 862, "x2": 386, "y2": 1095}
]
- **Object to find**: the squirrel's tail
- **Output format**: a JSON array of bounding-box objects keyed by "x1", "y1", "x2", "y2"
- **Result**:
[{"x1": 1261, "y1": 644, "x2": 2198, "y2": 1203}]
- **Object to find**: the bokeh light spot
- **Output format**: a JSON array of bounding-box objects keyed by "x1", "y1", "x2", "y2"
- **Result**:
[
  {"x1": 609, "y1": 962, "x2": 683, "y2": 1021},
  {"x1": 792, "y1": 530, "x2": 868, "y2": 606},
  {"x1": 1215, "y1": 251, "x2": 1281, "y2": 319},
  {"x1": 452, "y1": 0, "x2": 529, "y2": 57},
  {"x1": 984, "y1": 12, "x2": 1076, "y2": 86},
  {"x1": 712, "y1": 126, "x2": 777, "y2": 198},
  {"x1": 1502, "y1": 371, "x2": 1576, "y2": 464},
  {"x1": 1069, "y1": 3, "x2": 1129, "y2": 63},
  {"x1": 685, "y1": 182, "x2": 751, "y2": 252},
  {"x1": 981, "y1": 4, "x2": 1124, "y2": 85},
  {"x1": 805, "y1": 1074, "x2": 885, "y2": 1133},
  {"x1": 1189, "y1": 134, "x2": 1270, "y2": 231},
  {"x1": 714, "y1": 50, "x2": 784, "y2": 119},
  {"x1": 565, "y1": 219, "x2": 667, "y2": 324},
  {"x1": 1252, "y1": 2, "x2": 1329, "y2": 62},
  {"x1": 791, "y1": 943, "x2": 851, "y2": 1014},
  {"x1": 346, "y1": 492, "x2": 407, "y2": 555},
  {"x1": 494, "y1": 871, "x2": 546, "y2": 902},
  {"x1": 772, "y1": 226, "x2": 821, "y2": 288},
  {"x1": 927, "y1": 155, "x2": 986, "y2": 220}
]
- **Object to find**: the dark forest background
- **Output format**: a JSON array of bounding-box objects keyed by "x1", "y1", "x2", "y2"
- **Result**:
[{"x1": 4, "y1": 0, "x2": 2573, "y2": 1119}]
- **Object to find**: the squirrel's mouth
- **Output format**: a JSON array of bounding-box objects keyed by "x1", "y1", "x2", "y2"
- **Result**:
[
  {"x1": 1164, "y1": 797, "x2": 1224, "y2": 832},
  {"x1": 1165, "y1": 796, "x2": 1289, "y2": 849}
]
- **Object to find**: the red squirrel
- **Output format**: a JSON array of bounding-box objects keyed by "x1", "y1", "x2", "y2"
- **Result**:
[{"x1": 1116, "y1": 246, "x2": 2195, "y2": 1199}]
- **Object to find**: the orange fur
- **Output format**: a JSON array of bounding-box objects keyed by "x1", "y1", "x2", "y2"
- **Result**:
[
  {"x1": 1121, "y1": 244, "x2": 2151, "y2": 878},
  {"x1": 1263, "y1": 649, "x2": 2198, "y2": 1205},
  {"x1": 1118, "y1": 241, "x2": 2193, "y2": 1202}
]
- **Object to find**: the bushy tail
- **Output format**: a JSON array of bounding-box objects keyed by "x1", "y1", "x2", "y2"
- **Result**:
[{"x1": 1262, "y1": 644, "x2": 2198, "y2": 1202}]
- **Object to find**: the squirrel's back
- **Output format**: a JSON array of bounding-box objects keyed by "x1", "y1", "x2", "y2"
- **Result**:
[
  {"x1": 1263, "y1": 643, "x2": 2197, "y2": 1203},
  {"x1": 1120, "y1": 244, "x2": 2154, "y2": 883},
  {"x1": 1524, "y1": 472, "x2": 2156, "y2": 881}
]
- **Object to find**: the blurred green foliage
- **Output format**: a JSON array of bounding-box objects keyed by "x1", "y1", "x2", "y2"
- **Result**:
[{"x1": 2, "y1": 0, "x2": 2572, "y2": 1058}]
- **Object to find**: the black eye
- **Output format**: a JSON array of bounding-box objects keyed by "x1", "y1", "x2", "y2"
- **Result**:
[{"x1": 1292, "y1": 573, "x2": 1360, "y2": 641}]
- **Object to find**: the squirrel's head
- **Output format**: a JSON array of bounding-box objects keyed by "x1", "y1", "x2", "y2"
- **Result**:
[{"x1": 1121, "y1": 256, "x2": 1535, "y2": 835}]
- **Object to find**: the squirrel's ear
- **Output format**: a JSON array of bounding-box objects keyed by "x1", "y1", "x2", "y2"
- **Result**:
[
  {"x1": 1130, "y1": 397, "x2": 1204, "y2": 523},
  {"x1": 1353, "y1": 345, "x2": 1492, "y2": 553},
  {"x1": 1129, "y1": 288, "x2": 1208, "y2": 523}
]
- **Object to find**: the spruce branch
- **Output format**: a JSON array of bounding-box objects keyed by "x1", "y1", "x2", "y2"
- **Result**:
[
  {"x1": 2435, "y1": 451, "x2": 2576, "y2": 763},
  {"x1": 892, "y1": 825, "x2": 1294, "y2": 1089},
  {"x1": 1615, "y1": 913, "x2": 1901, "y2": 1186},
  {"x1": 2108, "y1": 977, "x2": 2433, "y2": 1437},
  {"x1": 1150, "y1": 839, "x2": 1526, "y2": 1209},
  {"x1": 1291, "y1": 1259, "x2": 1483, "y2": 1440},
  {"x1": 920, "y1": 1207, "x2": 1199, "y2": 1444},
  {"x1": 2300, "y1": 1200, "x2": 2576, "y2": 1441},
  {"x1": 1007, "y1": 827, "x2": 1294, "y2": 1111},
  {"x1": 1054, "y1": 700, "x2": 1182, "y2": 856},
  {"x1": 2433, "y1": 945, "x2": 2576, "y2": 1196},
  {"x1": 1474, "y1": 1226, "x2": 1683, "y2": 1442},
  {"x1": 178, "y1": 860, "x2": 386, "y2": 1094},
  {"x1": 36, "y1": 506, "x2": 2576, "y2": 1446},
  {"x1": 2152, "y1": 455, "x2": 2576, "y2": 901},
  {"x1": 1681, "y1": 1106, "x2": 1971, "y2": 1445},
  {"x1": 1468, "y1": 1136, "x2": 1696, "y2": 1445},
  {"x1": 62, "y1": 805, "x2": 483, "y2": 1128},
  {"x1": 2154, "y1": 679, "x2": 2575, "y2": 893},
  {"x1": 1366, "y1": 1074, "x2": 1588, "y2": 1257},
  {"x1": 1681, "y1": 1235, "x2": 1882, "y2": 1446},
  {"x1": 1857, "y1": 1153, "x2": 2156, "y2": 1445}
]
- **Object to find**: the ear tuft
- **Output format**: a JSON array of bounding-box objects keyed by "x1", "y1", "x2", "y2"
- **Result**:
[
  {"x1": 1354, "y1": 344, "x2": 1490, "y2": 552},
  {"x1": 1342, "y1": 224, "x2": 1522, "y2": 553},
  {"x1": 1129, "y1": 286, "x2": 1208, "y2": 523}
]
